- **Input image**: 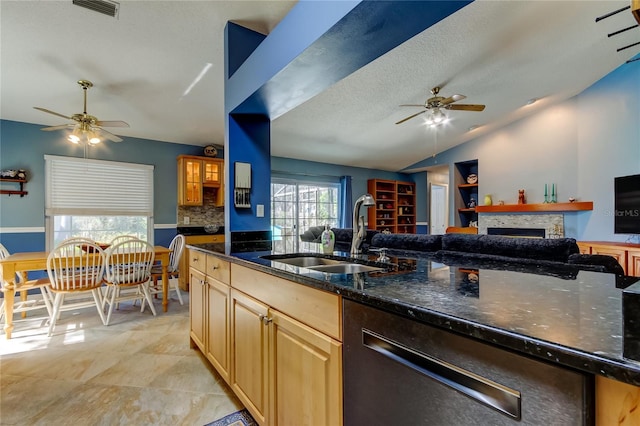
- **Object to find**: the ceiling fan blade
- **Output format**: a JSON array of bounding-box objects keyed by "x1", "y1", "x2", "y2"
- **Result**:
[
  {"x1": 33, "y1": 107, "x2": 72, "y2": 120},
  {"x1": 95, "y1": 120, "x2": 130, "y2": 128},
  {"x1": 94, "y1": 127, "x2": 123, "y2": 142},
  {"x1": 445, "y1": 104, "x2": 486, "y2": 112},
  {"x1": 395, "y1": 110, "x2": 426, "y2": 125},
  {"x1": 440, "y1": 94, "x2": 466, "y2": 105},
  {"x1": 41, "y1": 124, "x2": 73, "y2": 131},
  {"x1": 399, "y1": 104, "x2": 427, "y2": 107}
]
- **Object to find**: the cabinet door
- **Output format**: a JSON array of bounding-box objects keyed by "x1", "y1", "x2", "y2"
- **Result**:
[
  {"x1": 230, "y1": 289, "x2": 269, "y2": 425},
  {"x1": 591, "y1": 245, "x2": 628, "y2": 274},
  {"x1": 628, "y1": 249, "x2": 640, "y2": 277},
  {"x1": 189, "y1": 268, "x2": 206, "y2": 351},
  {"x1": 203, "y1": 159, "x2": 222, "y2": 186},
  {"x1": 270, "y1": 309, "x2": 343, "y2": 426},
  {"x1": 180, "y1": 158, "x2": 203, "y2": 206},
  {"x1": 206, "y1": 278, "x2": 230, "y2": 384}
]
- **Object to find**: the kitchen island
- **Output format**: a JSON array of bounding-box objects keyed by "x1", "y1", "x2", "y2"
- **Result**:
[{"x1": 187, "y1": 243, "x2": 640, "y2": 425}]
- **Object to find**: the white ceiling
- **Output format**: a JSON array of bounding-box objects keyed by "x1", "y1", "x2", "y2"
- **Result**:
[{"x1": 2, "y1": 1, "x2": 639, "y2": 172}]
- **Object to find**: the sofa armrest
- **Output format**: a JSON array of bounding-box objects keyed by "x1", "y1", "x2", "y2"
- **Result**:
[{"x1": 567, "y1": 253, "x2": 625, "y2": 275}]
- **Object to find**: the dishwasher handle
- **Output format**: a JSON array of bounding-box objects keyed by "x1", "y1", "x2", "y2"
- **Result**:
[{"x1": 362, "y1": 328, "x2": 522, "y2": 420}]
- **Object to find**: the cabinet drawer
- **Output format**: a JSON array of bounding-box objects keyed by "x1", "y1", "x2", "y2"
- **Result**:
[
  {"x1": 206, "y1": 255, "x2": 230, "y2": 284},
  {"x1": 189, "y1": 250, "x2": 207, "y2": 274},
  {"x1": 185, "y1": 234, "x2": 225, "y2": 244}
]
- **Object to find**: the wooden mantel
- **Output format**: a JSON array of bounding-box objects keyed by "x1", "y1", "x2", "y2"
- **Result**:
[{"x1": 476, "y1": 201, "x2": 593, "y2": 213}]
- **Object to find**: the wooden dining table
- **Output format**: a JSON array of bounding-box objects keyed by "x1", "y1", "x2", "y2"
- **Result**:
[{"x1": 0, "y1": 245, "x2": 171, "y2": 339}]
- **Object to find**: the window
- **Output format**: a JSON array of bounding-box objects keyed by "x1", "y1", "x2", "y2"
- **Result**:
[
  {"x1": 271, "y1": 179, "x2": 339, "y2": 254},
  {"x1": 44, "y1": 155, "x2": 154, "y2": 248}
]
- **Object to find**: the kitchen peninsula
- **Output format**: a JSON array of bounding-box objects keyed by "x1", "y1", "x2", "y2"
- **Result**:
[{"x1": 187, "y1": 243, "x2": 640, "y2": 425}]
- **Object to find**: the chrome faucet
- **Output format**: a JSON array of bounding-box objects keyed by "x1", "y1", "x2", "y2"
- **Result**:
[{"x1": 350, "y1": 193, "x2": 375, "y2": 256}]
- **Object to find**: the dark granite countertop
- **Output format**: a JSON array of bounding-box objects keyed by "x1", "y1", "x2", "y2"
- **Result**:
[{"x1": 187, "y1": 243, "x2": 640, "y2": 387}]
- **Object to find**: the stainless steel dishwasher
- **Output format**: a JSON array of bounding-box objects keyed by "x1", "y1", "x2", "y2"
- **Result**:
[{"x1": 343, "y1": 299, "x2": 594, "y2": 425}]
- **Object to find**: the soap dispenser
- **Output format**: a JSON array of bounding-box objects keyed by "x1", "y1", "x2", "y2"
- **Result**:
[{"x1": 321, "y1": 225, "x2": 335, "y2": 254}]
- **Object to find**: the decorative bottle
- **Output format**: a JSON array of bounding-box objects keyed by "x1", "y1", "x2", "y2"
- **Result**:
[{"x1": 321, "y1": 225, "x2": 335, "y2": 254}]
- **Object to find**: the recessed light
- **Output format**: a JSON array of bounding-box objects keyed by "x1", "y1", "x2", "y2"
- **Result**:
[{"x1": 526, "y1": 98, "x2": 537, "y2": 106}]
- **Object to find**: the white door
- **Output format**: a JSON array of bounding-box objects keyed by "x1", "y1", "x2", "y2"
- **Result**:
[{"x1": 430, "y1": 184, "x2": 447, "y2": 235}]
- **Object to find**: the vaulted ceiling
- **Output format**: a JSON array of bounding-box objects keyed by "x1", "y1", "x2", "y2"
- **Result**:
[{"x1": 2, "y1": 1, "x2": 639, "y2": 171}]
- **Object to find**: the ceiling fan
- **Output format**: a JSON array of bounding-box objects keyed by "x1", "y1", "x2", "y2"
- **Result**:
[
  {"x1": 34, "y1": 79, "x2": 129, "y2": 144},
  {"x1": 395, "y1": 86, "x2": 485, "y2": 125}
]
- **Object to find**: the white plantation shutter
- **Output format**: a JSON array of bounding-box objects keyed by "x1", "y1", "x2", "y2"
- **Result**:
[{"x1": 45, "y1": 155, "x2": 154, "y2": 216}]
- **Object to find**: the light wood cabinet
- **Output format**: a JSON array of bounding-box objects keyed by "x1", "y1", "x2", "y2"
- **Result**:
[
  {"x1": 189, "y1": 254, "x2": 232, "y2": 384},
  {"x1": 230, "y1": 289, "x2": 269, "y2": 424},
  {"x1": 629, "y1": 249, "x2": 640, "y2": 277},
  {"x1": 367, "y1": 179, "x2": 416, "y2": 234},
  {"x1": 189, "y1": 268, "x2": 206, "y2": 351},
  {"x1": 203, "y1": 159, "x2": 222, "y2": 186},
  {"x1": 178, "y1": 155, "x2": 203, "y2": 206},
  {"x1": 179, "y1": 234, "x2": 225, "y2": 290},
  {"x1": 178, "y1": 155, "x2": 224, "y2": 207},
  {"x1": 577, "y1": 241, "x2": 640, "y2": 276},
  {"x1": 269, "y1": 308, "x2": 342, "y2": 426},
  {"x1": 596, "y1": 376, "x2": 640, "y2": 425},
  {"x1": 229, "y1": 263, "x2": 342, "y2": 426}
]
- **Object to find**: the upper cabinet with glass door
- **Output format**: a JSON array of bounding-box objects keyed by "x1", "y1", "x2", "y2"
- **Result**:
[
  {"x1": 178, "y1": 155, "x2": 224, "y2": 206},
  {"x1": 203, "y1": 159, "x2": 223, "y2": 187}
]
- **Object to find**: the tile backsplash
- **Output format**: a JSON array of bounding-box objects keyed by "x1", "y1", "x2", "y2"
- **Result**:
[{"x1": 177, "y1": 190, "x2": 225, "y2": 226}]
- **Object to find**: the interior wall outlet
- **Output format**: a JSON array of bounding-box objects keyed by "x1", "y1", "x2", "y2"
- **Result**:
[
  {"x1": 184, "y1": 216, "x2": 190, "y2": 224},
  {"x1": 256, "y1": 204, "x2": 264, "y2": 217}
]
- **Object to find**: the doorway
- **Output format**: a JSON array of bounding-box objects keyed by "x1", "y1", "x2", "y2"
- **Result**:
[
  {"x1": 430, "y1": 183, "x2": 448, "y2": 235},
  {"x1": 426, "y1": 164, "x2": 450, "y2": 235}
]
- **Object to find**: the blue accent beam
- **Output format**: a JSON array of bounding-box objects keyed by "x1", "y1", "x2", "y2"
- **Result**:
[{"x1": 226, "y1": 0, "x2": 473, "y2": 118}]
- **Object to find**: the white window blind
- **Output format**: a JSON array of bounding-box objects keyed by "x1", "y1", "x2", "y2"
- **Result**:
[{"x1": 45, "y1": 155, "x2": 154, "y2": 216}]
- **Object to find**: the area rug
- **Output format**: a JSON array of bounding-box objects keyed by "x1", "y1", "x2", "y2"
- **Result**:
[{"x1": 205, "y1": 408, "x2": 258, "y2": 426}]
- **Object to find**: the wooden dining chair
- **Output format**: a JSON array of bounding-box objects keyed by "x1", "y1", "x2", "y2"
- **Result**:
[
  {"x1": 103, "y1": 238, "x2": 157, "y2": 325},
  {"x1": 46, "y1": 240, "x2": 107, "y2": 336},
  {"x1": 145, "y1": 234, "x2": 185, "y2": 309},
  {"x1": 109, "y1": 235, "x2": 140, "y2": 246},
  {"x1": 0, "y1": 243, "x2": 53, "y2": 328}
]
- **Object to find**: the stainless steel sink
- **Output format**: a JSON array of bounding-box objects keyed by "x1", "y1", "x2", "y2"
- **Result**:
[
  {"x1": 261, "y1": 254, "x2": 385, "y2": 274},
  {"x1": 305, "y1": 263, "x2": 383, "y2": 274},
  {"x1": 263, "y1": 256, "x2": 346, "y2": 267}
]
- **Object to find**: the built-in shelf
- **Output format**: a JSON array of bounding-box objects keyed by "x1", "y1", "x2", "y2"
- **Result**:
[
  {"x1": 0, "y1": 178, "x2": 28, "y2": 197},
  {"x1": 476, "y1": 201, "x2": 593, "y2": 213}
]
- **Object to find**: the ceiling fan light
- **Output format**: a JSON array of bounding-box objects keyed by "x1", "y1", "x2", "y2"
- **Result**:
[
  {"x1": 68, "y1": 134, "x2": 81, "y2": 144},
  {"x1": 87, "y1": 130, "x2": 101, "y2": 145},
  {"x1": 432, "y1": 109, "x2": 446, "y2": 123}
]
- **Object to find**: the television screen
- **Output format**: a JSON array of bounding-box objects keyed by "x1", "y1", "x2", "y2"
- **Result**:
[{"x1": 614, "y1": 174, "x2": 640, "y2": 234}]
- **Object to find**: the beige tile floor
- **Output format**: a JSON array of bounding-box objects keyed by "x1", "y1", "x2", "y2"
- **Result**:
[{"x1": 0, "y1": 295, "x2": 243, "y2": 426}]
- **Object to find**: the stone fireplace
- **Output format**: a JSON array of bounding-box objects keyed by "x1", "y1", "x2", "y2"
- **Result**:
[{"x1": 478, "y1": 213, "x2": 564, "y2": 238}]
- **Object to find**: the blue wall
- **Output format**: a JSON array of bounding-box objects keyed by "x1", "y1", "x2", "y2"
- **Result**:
[{"x1": 0, "y1": 119, "x2": 210, "y2": 253}]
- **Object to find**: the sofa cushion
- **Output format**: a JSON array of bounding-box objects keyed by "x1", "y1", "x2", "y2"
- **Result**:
[
  {"x1": 441, "y1": 234, "x2": 579, "y2": 262},
  {"x1": 370, "y1": 233, "x2": 442, "y2": 252},
  {"x1": 299, "y1": 226, "x2": 324, "y2": 243}
]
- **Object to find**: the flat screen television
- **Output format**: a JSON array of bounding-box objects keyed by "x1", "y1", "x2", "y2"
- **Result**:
[{"x1": 614, "y1": 174, "x2": 640, "y2": 234}]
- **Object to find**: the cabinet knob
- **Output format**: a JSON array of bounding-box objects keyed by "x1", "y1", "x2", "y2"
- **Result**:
[
  {"x1": 211, "y1": 265, "x2": 219, "y2": 270},
  {"x1": 258, "y1": 314, "x2": 273, "y2": 325}
]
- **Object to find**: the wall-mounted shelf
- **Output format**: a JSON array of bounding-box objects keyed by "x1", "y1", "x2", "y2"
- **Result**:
[
  {"x1": 476, "y1": 201, "x2": 593, "y2": 213},
  {"x1": 0, "y1": 178, "x2": 28, "y2": 197}
]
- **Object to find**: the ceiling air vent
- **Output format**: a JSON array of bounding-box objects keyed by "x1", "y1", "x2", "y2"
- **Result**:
[{"x1": 72, "y1": 0, "x2": 120, "y2": 18}]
